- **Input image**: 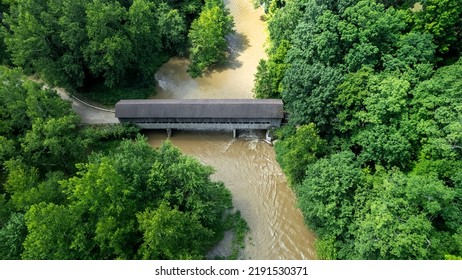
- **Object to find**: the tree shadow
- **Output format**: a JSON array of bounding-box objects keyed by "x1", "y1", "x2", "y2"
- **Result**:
[{"x1": 204, "y1": 32, "x2": 250, "y2": 76}]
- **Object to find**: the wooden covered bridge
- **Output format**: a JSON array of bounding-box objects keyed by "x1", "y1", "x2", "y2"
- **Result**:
[{"x1": 115, "y1": 99, "x2": 284, "y2": 139}]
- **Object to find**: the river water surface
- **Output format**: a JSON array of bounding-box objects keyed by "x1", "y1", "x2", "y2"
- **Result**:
[{"x1": 146, "y1": 0, "x2": 316, "y2": 259}]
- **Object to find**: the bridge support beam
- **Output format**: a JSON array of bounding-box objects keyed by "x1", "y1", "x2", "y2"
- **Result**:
[
  {"x1": 166, "y1": 129, "x2": 172, "y2": 138},
  {"x1": 233, "y1": 129, "x2": 238, "y2": 139}
]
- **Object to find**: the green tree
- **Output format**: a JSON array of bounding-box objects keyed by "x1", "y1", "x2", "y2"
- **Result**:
[
  {"x1": 354, "y1": 169, "x2": 456, "y2": 259},
  {"x1": 0, "y1": 66, "x2": 30, "y2": 138},
  {"x1": 0, "y1": 66, "x2": 90, "y2": 174},
  {"x1": 149, "y1": 141, "x2": 233, "y2": 229},
  {"x1": 411, "y1": 58, "x2": 462, "y2": 160},
  {"x1": 274, "y1": 124, "x2": 326, "y2": 184},
  {"x1": 61, "y1": 154, "x2": 145, "y2": 259},
  {"x1": 411, "y1": 0, "x2": 462, "y2": 55},
  {"x1": 22, "y1": 203, "x2": 78, "y2": 260},
  {"x1": 282, "y1": 62, "x2": 343, "y2": 132},
  {"x1": 127, "y1": 0, "x2": 166, "y2": 83},
  {"x1": 55, "y1": 138, "x2": 233, "y2": 259},
  {"x1": 4, "y1": 0, "x2": 200, "y2": 90},
  {"x1": 267, "y1": 0, "x2": 462, "y2": 260},
  {"x1": 5, "y1": 0, "x2": 81, "y2": 86},
  {"x1": 0, "y1": 213, "x2": 27, "y2": 260},
  {"x1": 411, "y1": 159, "x2": 462, "y2": 235},
  {"x1": 266, "y1": 0, "x2": 305, "y2": 50},
  {"x1": 188, "y1": 0, "x2": 234, "y2": 77},
  {"x1": 4, "y1": 159, "x2": 65, "y2": 211},
  {"x1": 338, "y1": 0, "x2": 406, "y2": 71},
  {"x1": 0, "y1": 15, "x2": 9, "y2": 64},
  {"x1": 382, "y1": 32, "x2": 436, "y2": 76},
  {"x1": 288, "y1": 8, "x2": 342, "y2": 66},
  {"x1": 21, "y1": 114, "x2": 84, "y2": 172},
  {"x1": 55, "y1": 0, "x2": 88, "y2": 88},
  {"x1": 353, "y1": 123, "x2": 415, "y2": 169},
  {"x1": 253, "y1": 40, "x2": 290, "y2": 99},
  {"x1": 296, "y1": 151, "x2": 367, "y2": 257},
  {"x1": 137, "y1": 203, "x2": 213, "y2": 259},
  {"x1": 335, "y1": 66, "x2": 374, "y2": 134},
  {"x1": 336, "y1": 70, "x2": 418, "y2": 168},
  {"x1": 157, "y1": 3, "x2": 187, "y2": 53},
  {"x1": 84, "y1": 0, "x2": 133, "y2": 88}
]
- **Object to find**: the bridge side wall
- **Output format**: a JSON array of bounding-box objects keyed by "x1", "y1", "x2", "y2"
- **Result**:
[{"x1": 119, "y1": 118, "x2": 282, "y2": 130}]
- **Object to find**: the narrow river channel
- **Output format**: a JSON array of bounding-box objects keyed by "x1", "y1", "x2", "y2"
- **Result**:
[{"x1": 146, "y1": 0, "x2": 316, "y2": 260}]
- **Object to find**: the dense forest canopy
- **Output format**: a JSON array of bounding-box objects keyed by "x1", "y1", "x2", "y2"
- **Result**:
[
  {"x1": 256, "y1": 0, "x2": 462, "y2": 259},
  {"x1": 0, "y1": 0, "x2": 244, "y2": 260},
  {"x1": 0, "y1": 0, "x2": 234, "y2": 92},
  {"x1": 0, "y1": 66, "x2": 245, "y2": 259}
]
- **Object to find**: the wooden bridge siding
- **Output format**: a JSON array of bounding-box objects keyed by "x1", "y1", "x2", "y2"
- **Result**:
[{"x1": 115, "y1": 99, "x2": 284, "y2": 137}]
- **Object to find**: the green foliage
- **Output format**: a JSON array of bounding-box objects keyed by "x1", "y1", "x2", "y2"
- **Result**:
[
  {"x1": 48, "y1": 138, "x2": 234, "y2": 260},
  {"x1": 1, "y1": 67, "x2": 242, "y2": 259},
  {"x1": 253, "y1": 0, "x2": 285, "y2": 12},
  {"x1": 275, "y1": 124, "x2": 326, "y2": 184},
  {"x1": 22, "y1": 203, "x2": 79, "y2": 260},
  {"x1": 0, "y1": 66, "x2": 88, "y2": 176},
  {"x1": 336, "y1": 69, "x2": 424, "y2": 168},
  {"x1": 79, "y1": 83, "x2": 155, "y2": 106},
  {"x1": 315, "y1": 236, "x2": 338, "y2": 260},
  {"x1": 353, "y1": 123, "x2": 415, "y2": 168},
  {"x1": 411, "y1": 0, "x2": 462, "y2": 55},
  {"x1": 0, "y1": 66, "x2": 30, "y2": 137},
  {"x1": 81, "y1": 124, "x2": 140, "y2": 143},
  {"x1": 151, "y1": 140, "x2": 233, "y2": 229},
  {"x1": 296, "y1": 151, "x2": 365, "y2": 240},
  {"x1": 411, "y1": 58, "x2": 462, "y2": 160},
  {"x1": 126, "y1": 0, "x2": 168, "y2": 81},
  {"x1": 0, "y1": 22, "x2": 9, "y2": 64},
  {"x1": 0, "y1": 213, "x2": 27, "y2": 260},
  {"x1": 137, "y1": 202, "x2": 213, "y2": 259},
  {"x1": 353, "y1": 168, "x2": 456, "y2": 259},
  {"x1": 288, "y1": 7, "x2": 342, "y2": 66},
  {"x1": 187, "y1": 0, "x2": 234, "y2": 77},
  {"x1": 4, "y1": 0, "x2": 200, "y2": 92},
  {"x1": 267, "y1": 0, "x2": 305, "y2": 50},
  {"x1": 253, "y1": 40, "x2": 290, "y2": 99},
  {"x1": 0, "y1": 194, "x2": 13, "y2": 227},
  {"x1": 382, "y1": 32, "x2": 436, "y2": 75},
  {"x1": 226, "y1": 211, "x2": 249, "y2": 260},
  {"x1": 338, "y1": 0, "x2": 407, "y2": 71},
  {"x1": 412, "y1": 158, "x2": 462, "y2": 234},
  {"x1": 84, "y1": 0, "x2": 133, "y2": 88},
  {"x1": 63, "y1": 155, "x2": 141, "y2": 259},
  {"x1": 282, "y1": 62, "x2": 343, "y2": 132},
  {"x1": 157, "y1": 3, "x2": 188, "y2": 54},
  {"x1": 445, "y1": 255, "x2": 462, "y2": 260},
  {"x1": 265, "y1": 0, "x2": 462, "y2": 259},
  {"x1": 21, "y1": 115, "x2": 84, "y2": 172}
]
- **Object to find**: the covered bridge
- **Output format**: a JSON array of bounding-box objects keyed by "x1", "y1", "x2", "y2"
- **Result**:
[{"x1": 115, "y1": 99, "x2": 284, "y2": 138}]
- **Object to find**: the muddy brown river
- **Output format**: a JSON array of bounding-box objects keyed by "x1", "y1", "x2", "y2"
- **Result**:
[{"x1": 146, "y1": 0, "x2": 316, "y2": 259}]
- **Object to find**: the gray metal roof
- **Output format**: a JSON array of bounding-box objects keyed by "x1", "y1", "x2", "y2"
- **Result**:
[{"x1": 115, "y1": 99, "x2": 284, "y2": 119}]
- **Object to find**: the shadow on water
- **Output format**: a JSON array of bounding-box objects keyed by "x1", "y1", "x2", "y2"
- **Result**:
[
  {"x1": 203, "y1": 32, "x2": 250, "y2": 76},
  {"x1": 227, "y1": 32, "x2": 251, "y2": 66}
]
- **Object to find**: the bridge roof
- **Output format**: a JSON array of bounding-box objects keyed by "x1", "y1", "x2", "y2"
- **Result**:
[{"x1": 115, "y1": 99, "x2": 284, "y2": 119}]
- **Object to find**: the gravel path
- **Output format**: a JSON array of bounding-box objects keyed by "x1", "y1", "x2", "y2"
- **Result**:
[
  {"x1": 30, "y1": 77, "x2": 119, "y2": 125},
  {"x1": 53, "y1": 87, "x2": 119, "y2": 125}
]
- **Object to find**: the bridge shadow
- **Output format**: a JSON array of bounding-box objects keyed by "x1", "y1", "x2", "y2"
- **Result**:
[{"x1": 203, "y1": 32, "x2": 250, "y2": 76}]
